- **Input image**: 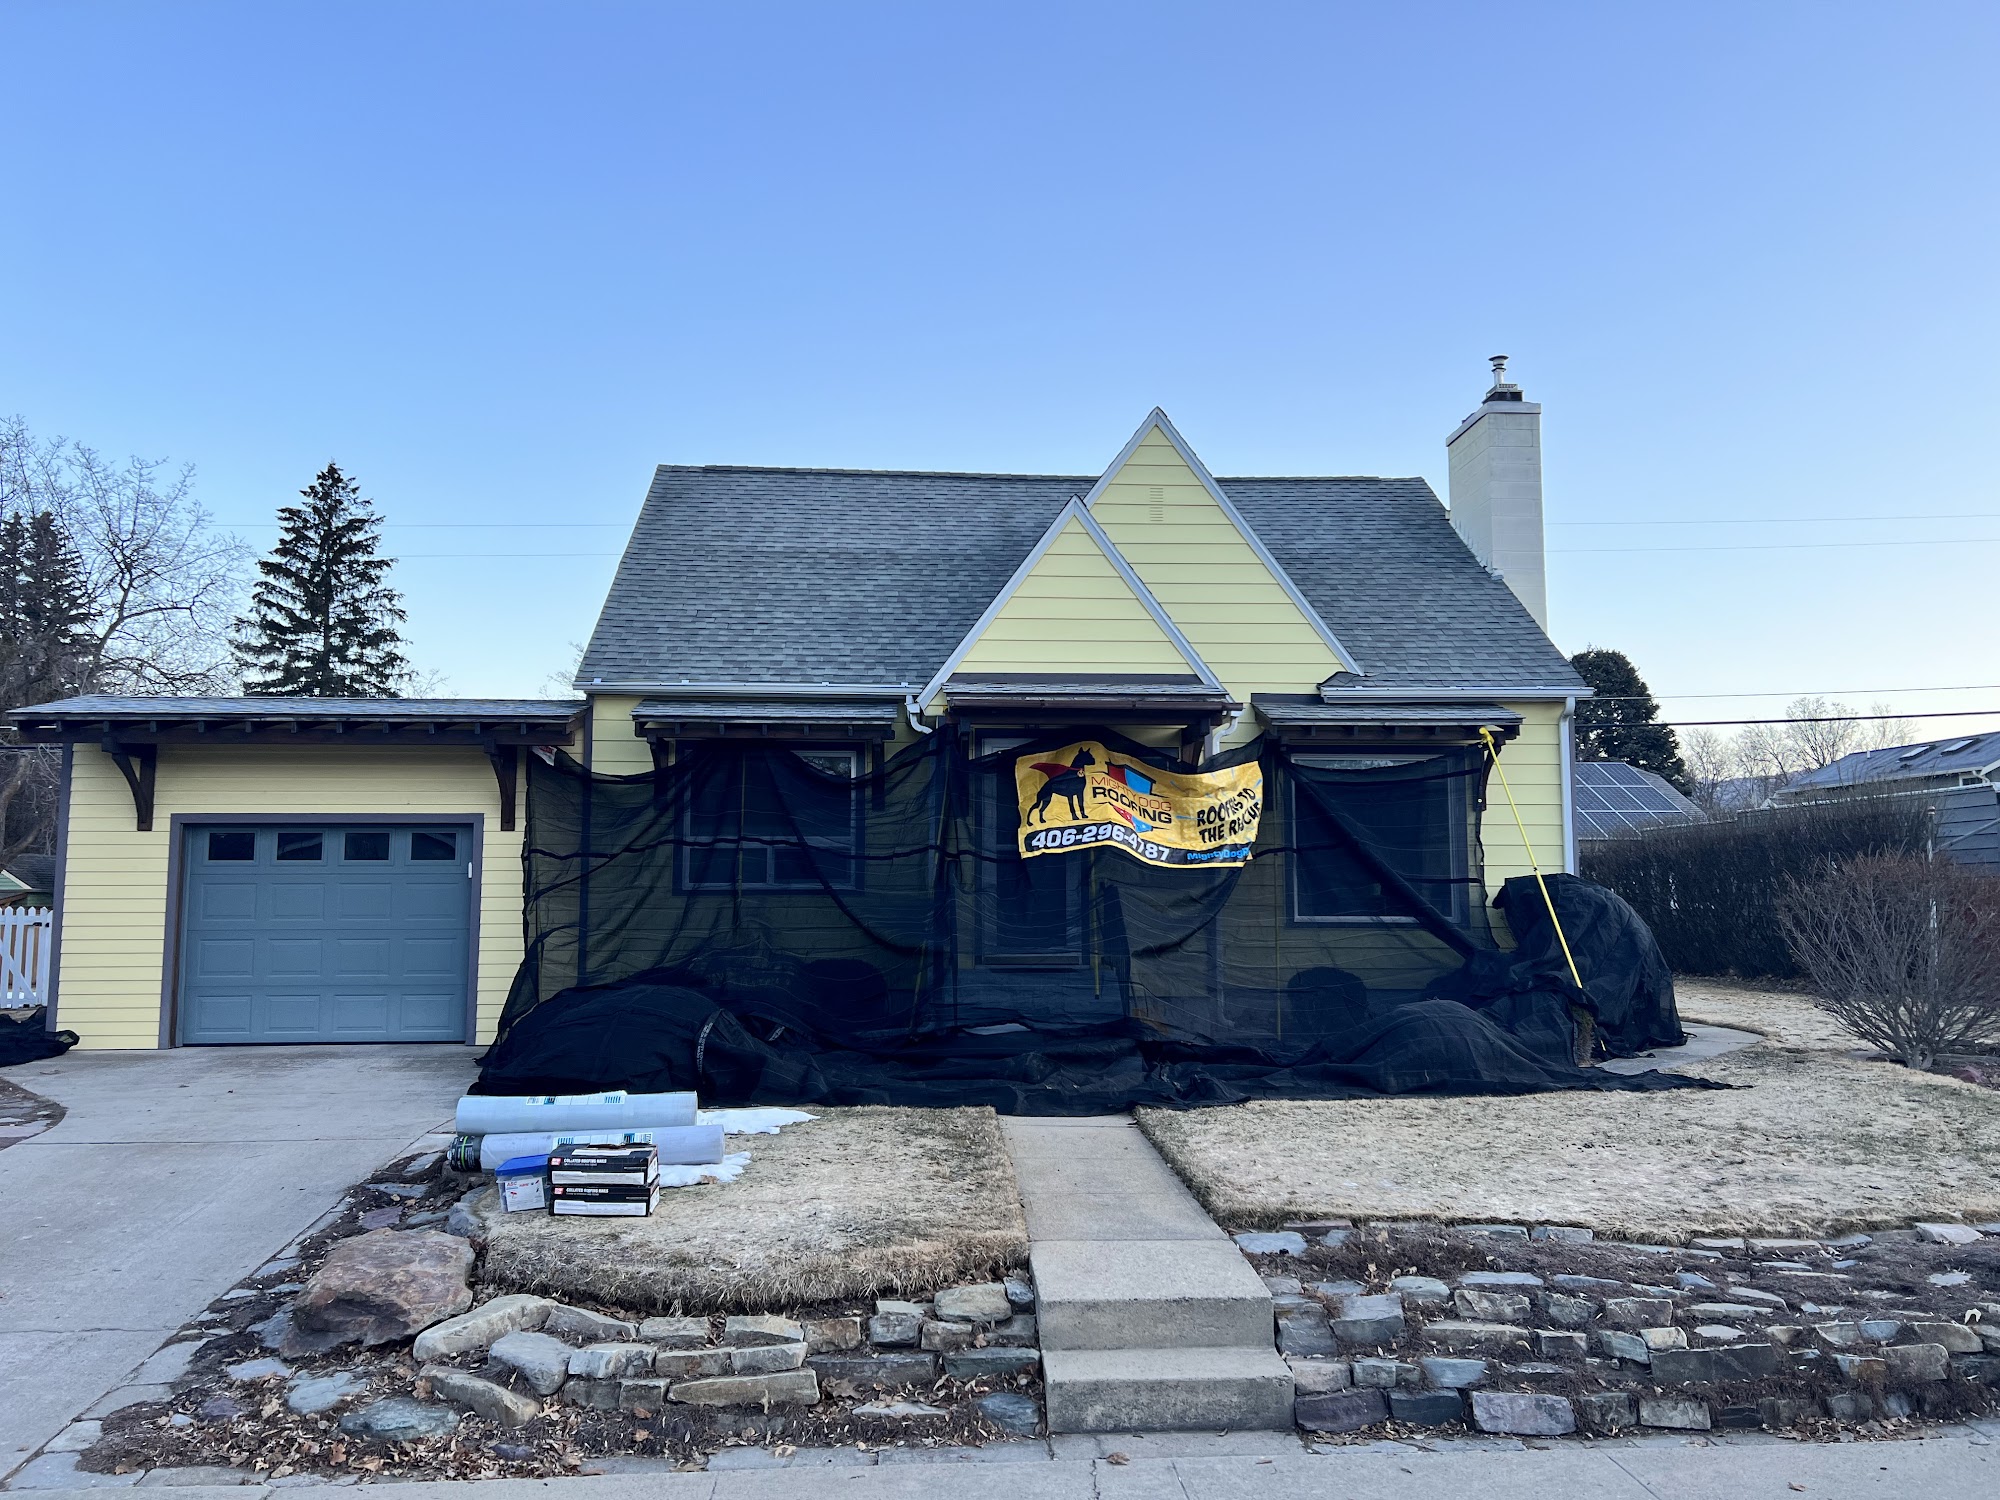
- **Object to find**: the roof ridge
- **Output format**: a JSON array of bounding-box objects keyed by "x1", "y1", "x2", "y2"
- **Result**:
[{"x1": 651, "y1": 463, "x2": 1422, "y2": 484}]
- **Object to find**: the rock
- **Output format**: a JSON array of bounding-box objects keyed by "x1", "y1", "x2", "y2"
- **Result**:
[
  {"x1": 358, "y1": 1206, "x2": 401, "y2": 1230},
  {"x1": 1423, "y1": 1321, "x2": 1531, "y2": 1352},
  {"x1": 422, "y1": 1367, "x2": 540, "y2": 1427},
  {"x1": 135, "y1": 1465, "x2": 256, "y2": 1486},
  {"x1": 1824, "y1": 1391, "x2": 1874, "y2": 1422},
  {"x1": 225, "y1": 1357, "x2": 291, "y2": 1382},
  {"x1": 543, "y1": 1305, "x2": 639, "y2": 1343},
  {"x1": 1319, "y1": 1229, "x2": 1353, "y2": 1248},
  {"x1": 1461, "y1": 1224, "x2": 1530, "y2": 1239},
  {"x1": 1500, "y1": 1361, "x2": 1566, "y2": 1380},
  {"x1": 809, "y1": 1353, "x2": 939, "y2": 1394},
  {"x1": 933, "y1": 1284, "x2": 1012, "y2": 1325},
  {"x1": 876, "y1": 1298, "x2": 927, "y2": 1316},
  {"x1": 1595, "y1": 1330, "x2": 1651, "y2": 1363},
  {"x1": 1550, "y1": 1275, "x2": 1624, "y2": 1293},
  {"x1": 1453, "y1": 1290, "x2": 1530, "y2": 1324},
  {"x1": 1233, "y1": 1231, "x2": 1309, "y2": 1256},
  {"x1": 1332, "y1": 1293, "x2": 1406, "y2": 1345},
  {"x1": 1687, "y1": 1303, "x2": 1764, "y2": 1321},
  {"x1": 1650, "y1": 1343, "x2": 1783, "y2": 1383},
  {"x1": 1748, "y1": 1238, "x2": 1821, "y2": 1253},
  {"x1": 1759, "y1": 1396, "x2": 1806, "y2": 1428},
  {"x1": 943, "y1": 1347, "x2": 1040, "y2": 1379},
  {"x1": 1470, "y1": 1391, "x2": 1575, "y2": 1436},
  {"x1": 867, "y1": 1312, "x2": 923, "y2": 1347},
  {"x1": 196, "y1": 1396, "x2": 245, "y2": 1421},
  {"x1": 856, "y1": 1400, "x2": 949, "y2": 1419},
  {"x1": 1695, "y1": 1325, "x2": 1746, "y2": 1342},
  {"x1": 1641, "y1": 1326, "x2": 1688, "y2": 1352},
  {"x1": 1459, "y1": 1271, "x2": 1545, "y2": 1288},
  {"x1": 568, "y1": 1343, "x2": 658, "y2": 1380},
  {"x1": 1928, "y1": 1272, "x2": 1972, "y2": 1287},
  {"x1": 1277, "y1": 1304, "x2": 1338, "y2": 1357},
  {"x1": 1832, "y1": 1354, "x2": 1886, "y2": 1381},
  {"x1": 1882, "y1": 1391, "x2": 1915, "y2": 1418},
  {"x1": 337, "y1": 1396, "x2": 462, "y2": 1442},
  {"x1": 288, "y1": 1230, "x2": 473, "y2": 1353},
  {"x1": 1602, "y1": 1297, "x2": 1675, "y2": 1327},
  {"x1": 722, "y1": 1314, "x2": 804, "y2": 1347},
  {"x1": 1287, "y1": 1358, "x2": 1351, "y2": 1393},
  {"x1": 1724, "y1": 1287, "x2": 1788, "y2": 1308},
  {"x1": 1543, "y1": 1294, "x2": 1595, "y2": 1329},
  {"x1": 1914, "y1": 1223, "x2": 1982, "y2": 1246},
  {"x1": 489, "y1": 1330, "x2": 574, "y2": 1394},
  {"x1": 1530, "y1": 1226, "x2": 1594, "y2": 1243},
  {"x1": 1262, "y1": 1275, "x2": 1304, "y2": 1296},
  {"x1": 1677, "y1": 1272, "x2": 1720, "y2": 1291},
  {"x1": 1003, "y1": 1276, "x2": 1036, "y2": 1313},
  {"x1": 1390, "y1": 1389, "x2": 1465, "y2": 1426},
  {"x1": 1295, "y1": 1388, "x2": 1388, "y2": 1433},
  {"x1": 639, "y1": 1316, "x2": 710, "y2": 1348},
  {"x1": 732, "y1": 1342, "x2": 808, "y2": 1375},
  {"x1": 1352, "y1": 1357, "x2": 1418, "y2": 1388},
  {"x1": 1579, "y1": 1391, "x2": 1636, "y2": 1434},
  {"x1": 1419, "y1": 1356, "x2": 1488, "y2": 1388},
  {"x1": 1310, "y1": 1280, "x2": 1366, "y2": 1299},
  {"x1": 1692, "y1": 1237, "x2": 1747, "y2": 1252},
  {"x1": 920, "y1": 1319, "x2": 975, "y2": 1352},
  {"x1": 285, "y1": 1372, "x2": 363, "y2": 1415},
  {"x1": 669, "y1": 1369, "x2": 820, "y2": 1407},
  {"x1": 976, "y1": 1390, "x2": 1041, "y2": 1436},
  {"x1": 616, "y1": 1379, "x2": 668, "y2": 1414},
  {"x1": 412, "y1": 1294, "x2": 552, "y2": 1362},
  {"x1": 1638, "y1": 1397, "x2": 1711, "y2": 1431},
  {"x1": 1860, "y1": 1319, "x2": 1904, "y2": 1341},
  {"x1": 1910, "y1": 1323, "x2": 1983, "y2": 1354},
  {"x1": 987, "y1": 1315, "x2": 1038, "y2": 1347},
  {"x1": 1389, "y1": 1276, "x2": 1450, "y2": 1306},
  {"x1": 652, "y1": 1348, "x2": 733, "y2": 1379},
  {"x1": 1817, "y1": 1321, "x2": 1867, "y2": 1348},
  {"x1": 1982, "y1": 1327, "x2": 2000, "y2": 1354},
  {"x1": 559, "y1": 1378, "x2": 620, "y2": 1411},
  {"x1": 1536, "y1": 1331, "x2": 1586, "y2": 1359},
  {"x1": 1880, "y1": 1343, "x2": 1949, "y2": 1382},
  {"x1": 1765, "y1": 1325, "x2": 1805, "y2": 1346},
  {"x1": 1957, "y1": 1355, "x2": 2000, "y2": 1386}
]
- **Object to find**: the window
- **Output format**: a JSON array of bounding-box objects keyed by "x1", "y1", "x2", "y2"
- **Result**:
[
  {"x1": 207, "y1": 830, "x2": 255, "y2": 861},
  {"x1": 1289, "y1": 754, "x2": 1472, "y2": 925},
  {"x1": 344, "y1": 830, "x2": 391, "y2": 861},
  {"x1": 977, "y1": 736, "x2": 1083, "y2": 966},
  {"x1": 683, "y1": 747, "x2": 862, "y2": 891},
  {"x1": 410, "y1": 829, "x2": 458, "y2": 861},
  {"x1": 276, "y1": 831, "x2": 323, "y2": 862}
]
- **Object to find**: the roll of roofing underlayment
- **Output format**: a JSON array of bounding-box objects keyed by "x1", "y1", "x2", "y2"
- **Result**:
[
  {"x1": 454, "y1": 1090, "x2": 698, "y2": 1136},
  {"x1": 473, "y1": 1123, "x2": 726, "y2": 1173}
]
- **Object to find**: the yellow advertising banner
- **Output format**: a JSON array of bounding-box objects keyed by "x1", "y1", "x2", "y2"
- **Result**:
[{"x1": 1014, "y1": 740, "x2": 1263, "y2": 869}]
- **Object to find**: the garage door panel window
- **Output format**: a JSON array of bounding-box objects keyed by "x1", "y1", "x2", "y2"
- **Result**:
[
  {"x1": 207, "y1": 830, "x2": 255, "y2": 861},
  {"x1": 277, "y1": 831, "x2": 323, "y2": 861},
  {"x1": 410, "y1": 830, "x2": 458, "y2": 861},
  {"x1": 344, "y1": 830, "x2": 391, "y2": 861}
]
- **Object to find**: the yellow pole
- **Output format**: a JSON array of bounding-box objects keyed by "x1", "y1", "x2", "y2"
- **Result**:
[{"x1": 1480, "y1": 726, "x2": 1585, "y2": 991}]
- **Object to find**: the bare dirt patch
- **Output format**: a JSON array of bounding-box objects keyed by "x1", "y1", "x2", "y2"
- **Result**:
[
  {"x1": 1138, "y1": 988, "x2": 2000, "y2": 1240},
  {"x1": 479, "y1": 1106, "x2": 1028, "y2": 1312},
  {"x1": 0, "y1": 1074, "x2": 63, "y2": 1148}
]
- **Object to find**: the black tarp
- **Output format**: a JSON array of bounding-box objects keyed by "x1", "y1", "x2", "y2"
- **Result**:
[
  {"x1": 477, "y1": 728, "x2": 1716, "y2": 1112},
  {"x1": 0, "y1": 1007, "x2": 76, "y2": 1068},
  {"x1": 1494, "y1": 872, "x2": 1685, "y2": 1056}
]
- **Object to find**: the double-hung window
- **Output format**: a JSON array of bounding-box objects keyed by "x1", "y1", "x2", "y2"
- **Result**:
[
  {"x1": 683, "y1": 746, "x2": 863, "y2": 891},
  {"x1": 1288, "y1": 752, "x2": 1474, "y2": 926}
]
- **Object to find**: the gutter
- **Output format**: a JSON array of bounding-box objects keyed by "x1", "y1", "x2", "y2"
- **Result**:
[
  {"x1": 577, "y1": 681, "x2": 916, "y2": 700},
  {"x1": 1320, "y1": 686, "x2": 1594, "y2": 704}
]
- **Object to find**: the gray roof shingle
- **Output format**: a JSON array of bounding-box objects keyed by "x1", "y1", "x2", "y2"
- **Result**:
[{"x1": 578, "y1": 465, "x2": 1583, "y2": 696}]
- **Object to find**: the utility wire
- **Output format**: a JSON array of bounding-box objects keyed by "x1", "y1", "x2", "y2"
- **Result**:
[
  {"x1": 1591, "y1": 684, "x2": 2000, "y2": 702},
  {"x1": 1653, "y1": 708, "x2": 2000, "y2": 728}
]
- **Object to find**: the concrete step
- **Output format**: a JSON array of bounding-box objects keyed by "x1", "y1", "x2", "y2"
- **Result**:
[
  {"x1": 1032, "y1": 1238, "x2": 1275, "y2": 1351},
  {"x1": 1041, "y1": 1346, "x2": 1295, "y2": 1433}
]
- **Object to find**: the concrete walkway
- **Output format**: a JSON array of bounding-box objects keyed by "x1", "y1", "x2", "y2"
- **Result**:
[
  {"x1": 10, "y1": 1424, "x2": 2000, "y2": 1498},
  {"x1": 0, "y1": 1045, "x2": 476, "y2": 1480},
  {"x1": 1599, "y1": 1022, "x2": 1763, "y2": 1076}
]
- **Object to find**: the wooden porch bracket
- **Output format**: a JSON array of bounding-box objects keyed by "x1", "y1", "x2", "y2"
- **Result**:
[
  {"x1": 100, "y1": 737, "x2": 158, "y2": 831},
  {"x1": 484, "y1": 742, "x2": 521, "y2": 831}
]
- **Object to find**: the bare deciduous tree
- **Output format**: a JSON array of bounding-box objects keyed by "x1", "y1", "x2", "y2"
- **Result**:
[{"x1": 1777, "y1": 853, "x2": 2000, "y2": 1069}]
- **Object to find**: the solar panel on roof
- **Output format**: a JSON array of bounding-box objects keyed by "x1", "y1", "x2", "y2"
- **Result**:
[{"x1": 1940, "y1": 738, "x2": 1977, "y2": 754}]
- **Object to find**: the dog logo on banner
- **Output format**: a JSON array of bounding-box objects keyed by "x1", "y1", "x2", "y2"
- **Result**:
[{"x1": 1015, "y1": 740, "x2": 1261, "y2": 869}]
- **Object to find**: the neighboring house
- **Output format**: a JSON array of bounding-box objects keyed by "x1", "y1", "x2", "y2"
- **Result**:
[
  {"x1": 9, "y1": 367, "x2": 1586, "y2": 1050},
  {"x1": 0, "y1": 855, "x2": 56, "y2": 907},
  {"x1": 1771, "y1": 730, "x2": 2000, "y2": 870},
  {"x1": 1571, "y1": 760, "x2": 1703, "y2": 841}
]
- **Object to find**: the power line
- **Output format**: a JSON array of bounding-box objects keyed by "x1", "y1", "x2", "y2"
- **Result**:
[
  {"x1": 1655, "y1": 707, "x2": 2000, "y2": 728},
  {"x1": 1591, "y1": 683, "x2": 2000, "y2": 702}
]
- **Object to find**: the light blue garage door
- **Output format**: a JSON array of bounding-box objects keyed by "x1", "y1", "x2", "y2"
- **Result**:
[{"x1": 178, "y1": 824, "x2": 473, "y2": 1044}]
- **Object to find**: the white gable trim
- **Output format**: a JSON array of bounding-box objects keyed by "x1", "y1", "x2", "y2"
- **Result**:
[
  {"x1": 1082, "y1": 408, "x2": 1366, "y2": 677},
  {"x1": 911, "y1": 496, "x2": 1224, "y2": 713}
]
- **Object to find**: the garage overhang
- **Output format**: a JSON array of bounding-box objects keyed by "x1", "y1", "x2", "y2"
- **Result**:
[{"x1": 5, "y1": 696, "x2": 585, "y2": 832}]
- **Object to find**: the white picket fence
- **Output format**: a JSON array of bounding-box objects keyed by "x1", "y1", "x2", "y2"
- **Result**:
[{"x1": 0, "y1": 907, "x2": 53, "y2": 1005}]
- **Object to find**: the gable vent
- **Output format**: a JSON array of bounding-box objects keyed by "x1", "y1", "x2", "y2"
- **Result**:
[{"x1": 1148, "y1": 484, "x2": 1165, "y2": 523}]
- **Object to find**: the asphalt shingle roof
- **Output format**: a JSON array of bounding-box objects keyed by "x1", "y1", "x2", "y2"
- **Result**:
[
  {"x1": 578, "y1": 466, "x2": 1583, "y2": 695},
  {"x1": 1785, "y1": 730, "x2": 2000, "y2": 792}
]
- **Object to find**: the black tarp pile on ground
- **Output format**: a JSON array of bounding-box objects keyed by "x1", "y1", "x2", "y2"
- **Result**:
[
  {"x1": 0, "y1": 1006, "x2": 77, "y2": 1068},
  {"x1": 477, "y1": 729, "x2": 1719, "y2": 1114}
]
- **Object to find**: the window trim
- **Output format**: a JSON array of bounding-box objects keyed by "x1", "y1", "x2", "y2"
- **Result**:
[{"x1": 677, "y1": 742, "x2": 867, "y2": 894}]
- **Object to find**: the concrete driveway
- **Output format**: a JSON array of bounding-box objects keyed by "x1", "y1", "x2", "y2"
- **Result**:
[{"x1": 0, "y1": 1045, "x2": 476, "y2": 1479}]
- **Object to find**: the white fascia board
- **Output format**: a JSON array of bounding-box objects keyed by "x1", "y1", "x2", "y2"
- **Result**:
[
  {"x1": 909, "y1": 496, "x2": 1224, "y2": 713},
  {"x1": 1082, "y1": 408, "x2": 1366, "y2": 678}
]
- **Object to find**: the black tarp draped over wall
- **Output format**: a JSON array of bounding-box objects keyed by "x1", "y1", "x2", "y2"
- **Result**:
[{"x1": 480, "y1": 729, "x2": 1716, "y2": 1111}]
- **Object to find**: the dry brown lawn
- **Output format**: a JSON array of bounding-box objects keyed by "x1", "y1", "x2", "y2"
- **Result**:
[
  {"x1": 1137, "y1": 983, "x2": 2000, "y2": 1241},
  {"x1": 476, "y1": 1105, "x2": 1027, "y2": 1314}
]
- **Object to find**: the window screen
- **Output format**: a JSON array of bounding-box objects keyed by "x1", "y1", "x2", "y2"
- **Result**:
[
  {"x1": 1290, "y1": 754, "x2": 1473, "y2": 924},
  {"x1": 683, "y1": 747, "x2": 862, "y2": 891}
]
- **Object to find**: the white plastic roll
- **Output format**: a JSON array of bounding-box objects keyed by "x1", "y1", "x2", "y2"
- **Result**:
[
  {"x1": 476, "y1": 1123, "x2": 726, "y2": 1173},
  {"x1": 455, "y1": 1090, "x2": 698, "y2": 1136}
]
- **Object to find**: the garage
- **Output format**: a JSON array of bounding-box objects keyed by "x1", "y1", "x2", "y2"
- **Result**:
[{"x1": 177, "y1": 822, "x2": 476, "y2": 1044}]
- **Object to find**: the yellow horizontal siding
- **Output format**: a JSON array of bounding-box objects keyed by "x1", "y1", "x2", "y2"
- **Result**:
[
  {"x1": 1482, "y1": 702, "x2": 1570, "y2": 893},
  {"x1": 57, "y1": 745, "x2": 522, "y2": 1050},
  {"x1": 588, "y1": 694, "x2": 653, "y2": 774}
]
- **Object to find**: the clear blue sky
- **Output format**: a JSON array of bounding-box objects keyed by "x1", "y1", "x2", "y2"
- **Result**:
[{"x1": 6, "y1": 2, "x2": 1996, "y2": 729}]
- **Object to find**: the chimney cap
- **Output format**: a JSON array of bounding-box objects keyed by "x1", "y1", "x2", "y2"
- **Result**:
[{"x1": 1485, "y1": 354, "x2": 1524, "y2": 401}]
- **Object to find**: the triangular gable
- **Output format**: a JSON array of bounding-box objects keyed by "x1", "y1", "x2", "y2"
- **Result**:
[
  {"x1": 1083, "y1": 409, "x2": 1362, "y2": 694},
  {"x1": 916, "y1": 499, "x2": 1222, "y2": 711}
]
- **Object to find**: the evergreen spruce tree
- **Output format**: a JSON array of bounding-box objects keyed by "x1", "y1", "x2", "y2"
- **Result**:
[
  {"x1": 0, "y1": 510, "x2": 94, "y2": 710},
  {"x1": 1570, "y1": 648, "x2": 1691, "y2": 792},
  {"x1": 234, "y1": 464, "x2": 410, "y2": 696}
]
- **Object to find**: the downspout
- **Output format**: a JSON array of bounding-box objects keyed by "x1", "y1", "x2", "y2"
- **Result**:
[
  {"x1": 1559, "y1": 694, "x2": 1578, "y2": 874},
  {"x1": 904, "y1": 694, "x2": 935, "y2": 735}
]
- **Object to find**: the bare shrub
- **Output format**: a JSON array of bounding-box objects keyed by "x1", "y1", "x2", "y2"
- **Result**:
[{"x1": 1777, "y1": 853, "x2": 2000, "y2": 1069}]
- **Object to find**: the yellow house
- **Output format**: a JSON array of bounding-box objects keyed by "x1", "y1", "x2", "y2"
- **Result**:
[{"x1": 15, "y1": 370, "x2": 1585, "y2": 1050}]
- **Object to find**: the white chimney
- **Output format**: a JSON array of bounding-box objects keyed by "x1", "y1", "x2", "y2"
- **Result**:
[{"x1": 1447, "y1": 355, "x2": 1548, "y2": 631}]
